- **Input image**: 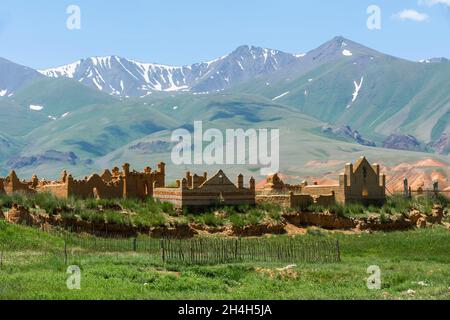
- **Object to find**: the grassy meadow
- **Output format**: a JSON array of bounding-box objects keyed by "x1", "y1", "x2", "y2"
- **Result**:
[{"x1": 0, "y1": 219, "x2": 448, "y2": 300}]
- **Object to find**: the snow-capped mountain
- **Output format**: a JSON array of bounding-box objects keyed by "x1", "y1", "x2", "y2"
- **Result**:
[
  {"x1": 38, "y1": 46, "x2": 300, "y2": 97},
  {"x1": 39, "y1": 56, "x2": 193, "y2": 97},
  {"x1": 190, "y1": 45, "x2": 298, "y2": 93}
]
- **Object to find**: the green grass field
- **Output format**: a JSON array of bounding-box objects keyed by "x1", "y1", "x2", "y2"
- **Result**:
[{"x1": 0, "y1": 220, "x2": 448, "y2": 300}]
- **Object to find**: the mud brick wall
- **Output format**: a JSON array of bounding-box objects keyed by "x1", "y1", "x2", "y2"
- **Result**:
[
  {"x1": 256, "y1": 195, "x2": 291, "y2": 207},
  {"x1": 39, "y1": 184, "x2": 69, "y2": 198},
  {"x1": 1, "y1": 172, "x2": 35, "y2": 195},
  {"x1": 315, "y1": 194, "x2": 336, "y2": 206},
  {"x1": 290, "y1": 194, "x2": 314, "y2": 208},
  {"x1": 153, "y1": 188, "x2": 183, "y2": 208}
]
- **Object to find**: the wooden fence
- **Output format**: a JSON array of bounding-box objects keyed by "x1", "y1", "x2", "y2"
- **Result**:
[
  {"x1": 3, "y1": 230, "x2": 341, "y2": 266},
  {"x1": 161, "y1": 237, "x2": 340, "y2": 265},
  {"x1": 65, "y1": 236, "x2": 161, "y2": 255}
]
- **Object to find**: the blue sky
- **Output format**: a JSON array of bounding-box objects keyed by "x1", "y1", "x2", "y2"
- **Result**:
[{"x1": 0, "y1": 0, "x2": 449, "y2": 69}]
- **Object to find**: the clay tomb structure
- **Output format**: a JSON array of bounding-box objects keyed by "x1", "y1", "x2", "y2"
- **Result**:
[
  {"x1": 0, "y1": 163, "x2": 166, "y2": 200},
  {"x1": 0, "y1": 164, "x2": 255, "y2": 209},
  {"x1": 153, "y1": 170, "x2": 256, "y2": 209},
  {"x1": 257, "y1": 157, "x2": 386, "y2": 207}
]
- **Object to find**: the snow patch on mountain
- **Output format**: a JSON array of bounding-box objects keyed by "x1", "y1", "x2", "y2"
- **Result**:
[
  {"x1": 204, "y1": 54, "x2": 229, "y2": 67},
  {"x1": 352, "y1": 77, "x2": 364, "y2": 102},
  {"x1": 342, "y1": 50, "x2": 353, "y2": 57},
  {"x1": 29, "y1": 105, "x2": 44, "y2": 111},
  {"x1": 347, "y1": 77, "x2": 364, "y2": 108},
  {"x1": 419, "y1": 57, "x2": 448, "y2": 64},
  {"x1": 0, "y1": 89, "x2": 8, "y2": 97},
  {"x1": 272, "y1": 91, "x2": 290, "y2": 101},
  {"x1": 39, "y1": 60, "x2": 81, "y2": 78}
]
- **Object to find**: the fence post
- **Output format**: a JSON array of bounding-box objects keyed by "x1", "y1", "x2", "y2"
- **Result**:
[
  {"x1": 0, "y1": 249, "x2": 3, "y2": 270},
  {"x1": 64, "y1": 240, "x2": 68, "y2": 265},
  {"x1": 133, "y1": 238, "x2": 137, "y2": 252},
  {"x1": 335, "y1": 240, "x2": 341, "y2": 262},
  {"x1": 160, "y1": 239, "x2": 165, "y2": 263}
]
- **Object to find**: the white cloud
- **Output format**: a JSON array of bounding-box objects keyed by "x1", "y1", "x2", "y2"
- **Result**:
[
  {"x1": 419, "y1": 0, "x2": 450, "y2": 7},
  {"x1": 393, "y1": 9, "x2": 429, "y2": 22}
]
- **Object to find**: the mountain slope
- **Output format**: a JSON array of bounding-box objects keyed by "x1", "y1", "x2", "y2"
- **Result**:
[
  {"x1": 0, "y1": 57, "x2": 44, "y2": 97},
  {"x1": 11, "y1": 77, "x2": 117, "y2": 117},
  {"x1": 231, "y1": 37, "x2": 450, "y2": 151},
  {"x1": 0, "y1": 99, "x2": 49, "y2": 137}
]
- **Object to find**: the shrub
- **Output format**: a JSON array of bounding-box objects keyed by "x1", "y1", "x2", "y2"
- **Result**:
[
  {"x1": 307, "y1": 204, "x2": 326, "y2": 213},
  {"x1": 268, "y1": 210, "x2": 282, "y2": 221},
  {"x1": 328, "y1": 204, "x2": 345, "y2": 217},
  {"x1": 344, "y1": 203, "x2": 366, "y2": 216},
  {"x1": 229, "y1": 214, "x2": 245, "y2": 228},
  {"x1": 146, "y1": 212, "x2": 167, "y2": 227},
  {"x1": 104, "y1": 210, "x2": 130, "y2": 225},
  {"x1": 201, "y1": 213, "x2": 223, "y2": 227},
  {"x1": 384, "y1": 196, "x2": 410, "y2": 215},
  {"x1": 160, "y1": 201, "x2": 175, "y2": 215}
]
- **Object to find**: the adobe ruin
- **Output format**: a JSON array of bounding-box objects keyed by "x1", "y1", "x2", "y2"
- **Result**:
[
  {"x1": 0, "y1": 163, "x2": 166, "y2": 200},
  {"x1": 0, "y1": 157, "x2": 385, "y2": 209},
  {"x1": 0, "y1": 163, "x2": 255, "y2": 209},
  {"x1": 257, "y1": 157, "x2": 386, "y2": 207},
  {"x1": 153, "y1": 170, "x2": 256, "y2": 209}
]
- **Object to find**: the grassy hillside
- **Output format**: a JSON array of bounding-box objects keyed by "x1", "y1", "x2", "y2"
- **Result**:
[
  {"x1": 12, "y1": 77, "x2": 117, "y2": 117},
  {"x1": 0, "y1": 99, "x2": 49, "y2": 137}
]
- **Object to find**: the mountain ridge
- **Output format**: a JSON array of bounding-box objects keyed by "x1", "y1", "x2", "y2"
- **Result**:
[
  {"x1": 37, "y1": 45, "x2": 300, "y2": 97},
  {"x1": 36, "y1": 36, "x2": 393, "y2": 97}
]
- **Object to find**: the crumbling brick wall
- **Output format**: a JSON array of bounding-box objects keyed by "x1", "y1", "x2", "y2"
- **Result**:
[
  {"x1": 2, "y1": 162, "x2": 166, "y2": 200},
  {"x1": 1, "y1": 171, "x2": 35, "y2": 195},
  {"x1": 256, "y1": 195, "x2": 291, "y2": 207},
  {"x1": 290, "y1": 194, "x2": 314, "y2": 208},
  {"x1": 154, "y1": 170, "x2": 256, "y2": 209}
]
